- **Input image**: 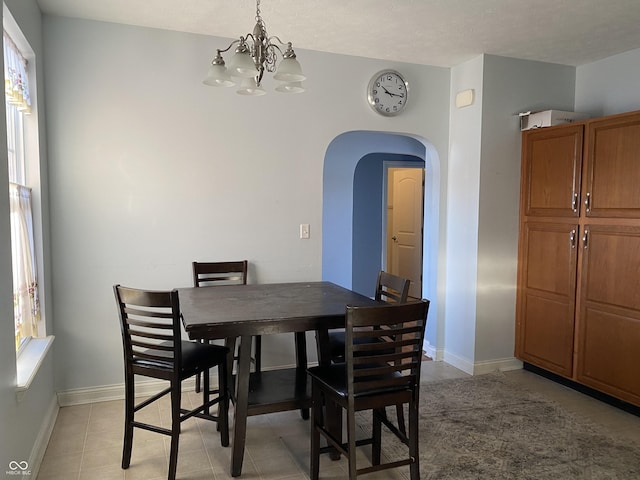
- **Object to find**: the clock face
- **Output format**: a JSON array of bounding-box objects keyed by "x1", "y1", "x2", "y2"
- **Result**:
[{"x1": 368, "y1": 70, "x2": 408, "y2": 116}]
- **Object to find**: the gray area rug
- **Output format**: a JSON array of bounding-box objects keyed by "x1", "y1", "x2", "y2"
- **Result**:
[{"x1": 357, "y1": 372, "x2": 640, "y2": 480}]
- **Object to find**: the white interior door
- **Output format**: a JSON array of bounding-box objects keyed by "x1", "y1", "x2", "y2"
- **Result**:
[{"x1": 388, "y1": 168, "x2": 424, "y2": 298}]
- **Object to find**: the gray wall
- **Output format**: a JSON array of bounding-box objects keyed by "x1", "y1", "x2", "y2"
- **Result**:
[
  {"x1": 477, "y1": 55, "x2": 576, "y2": 365},
  {"x1": 0, "y1": 0, "x2": 56, "y2": 474},
  {"x1": 576, "y1": 47, "x2": 640, "y2": 116},
  {"x1": 42, "y1": 16, "x2": 452, "y2": 392}
]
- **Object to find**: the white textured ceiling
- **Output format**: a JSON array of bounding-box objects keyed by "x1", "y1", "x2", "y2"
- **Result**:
[{"x1": 36, "y1": 0, "x2": 640, "y2": 67}]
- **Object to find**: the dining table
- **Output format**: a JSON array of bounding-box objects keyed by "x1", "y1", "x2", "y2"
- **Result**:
[{"x1": 178, "y1": 280, "x2": 380, "y2": 477}]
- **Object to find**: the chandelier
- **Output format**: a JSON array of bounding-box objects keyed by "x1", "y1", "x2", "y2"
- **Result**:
[{"x1": 203, "y1": 0, "x2": 305, "y2": 95}]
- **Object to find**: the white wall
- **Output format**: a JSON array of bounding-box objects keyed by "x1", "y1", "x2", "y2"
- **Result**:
[
  {"x1": 576, "y1": 47, "x2": 640, "y2": 116},
  {"x1": 443, "y1": 55, "x2": 484, "y2": 368},
  {"x1": 42, "y1": 16, "x2": 452, "y2": 392}
]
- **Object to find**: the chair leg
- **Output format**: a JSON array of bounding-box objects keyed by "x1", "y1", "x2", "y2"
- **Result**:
[
  {"x1": 327, "y1": 401, "x2": 342, "y2": 460},
  {"x1": 168, "y1": 383, "x2": 181, "y2": 480},
  {"x1": 396, "y1": 403, "x2": 407, "y2": 435},
  {"x1": 218, "y1": 363, "x2": 230, "y2": 447},
  {"x1": 195, "y1": 372, "x2": 201, "y2": 393},
  {"x1": 408, "y1": 398, "x2": 419, "y2": 480},
  {"x1": 122, "y1": 374, "x2": 135, "y2": 469},
  {"x1": 346, "y1": 404, "x2": 357, "y2": 480},
  {"x1": 309, "y1": 383, "x2": 322, "y2": 480},
  {"x1": 253, "y1": 335, "x2": 262, "y2": 373},
  {"x1": 372, "y1": 408, "x2": 383, "y2": 466}
]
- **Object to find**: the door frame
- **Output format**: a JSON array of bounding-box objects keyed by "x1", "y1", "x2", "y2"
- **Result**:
[{"x1": 382, "y1": 161, "x2": 426, "y2": 285}]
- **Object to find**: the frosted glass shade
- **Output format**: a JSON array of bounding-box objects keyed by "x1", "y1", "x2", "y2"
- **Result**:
[
  {"x1": 236, "y1": 78, "x2": 266, "y2": 96},
  {"x1": 275, "y1": 81, "x2": 305, "y2": 94},
  {"x1": 203, "y1": 64, "x2": 236, "y2": 87},
  {"x1": 273, "y1": 57, "x2": 306, "y2": 82},
  {"x1": 227, "y1": 50, "x2": 259, "y2": 78}
]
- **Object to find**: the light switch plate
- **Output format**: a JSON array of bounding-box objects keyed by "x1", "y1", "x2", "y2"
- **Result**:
[{"x1": 300, "y1": 224, "x2": 310, "y2": 239}]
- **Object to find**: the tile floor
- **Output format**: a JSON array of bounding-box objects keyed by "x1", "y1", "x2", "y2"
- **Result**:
[{"x1": 36, "y1": 362, "x2": 640, "y2": 480}]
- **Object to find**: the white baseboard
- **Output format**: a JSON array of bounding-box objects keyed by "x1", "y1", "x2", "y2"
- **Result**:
[
  {"x1": 56, "y1": 363, "x2": 309, "y2": 407},
  {"x1": 57, "y1": 377, "x2": 199, "y2": 406},
  {"x1": 28, "y1": 394, "x2": 59, "y2": 479},
  {"x1": 442, "y1": 350, "x2": 475, "y2": 374},
  {"x1": 472, "y1": 357, "x2": 523, "y2": 375},
  {"x1": 439, "y1": 350, "x2": 523, "y2": 376},
  {"x1": 423, "y1": 341, "x2": 443, "y2": 361}
]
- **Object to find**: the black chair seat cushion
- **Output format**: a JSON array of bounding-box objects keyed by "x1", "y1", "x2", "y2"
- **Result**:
[
  {"x1": 307, "y1": 364, "x2": 409, "y2": 398},
  {"x1": 133, "y1": 341, "x2": 229, "y2": 374}
]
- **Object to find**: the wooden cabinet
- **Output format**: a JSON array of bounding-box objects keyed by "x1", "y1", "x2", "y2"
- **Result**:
[
  {"x1": 517, "y1": 222, "x2": 578, "y2": 377},
  {"x1": 576, "y1": 225, "x2": 640, "y2": 404},
  {"x1": 520, "y1": 124, "x2": 583, "y2": 217},
  {"x1": 516, "y1": 110, "x2": 640, "y2": 407},
  {"x1": 584, "y1": 113, "x2": 640, "y2": 218}
]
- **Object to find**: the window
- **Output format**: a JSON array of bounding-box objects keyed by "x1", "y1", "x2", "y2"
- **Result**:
[{"x1": 4, "y1": 28, "x2": 41, "y2": 351}]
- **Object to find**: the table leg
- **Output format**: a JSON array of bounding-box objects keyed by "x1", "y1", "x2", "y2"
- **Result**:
[
  {"x1": 294, "y1": 332, "x2": 309, "y2": 420},
  {"x1": 224, "y1": 337, "x2": 237, "y2": 404},
  {"x1": 315, "y1": 328, "x2": 331, "y2": 366},
  {"x1": 230, "y1": 334, "x2": 252, "y2": 477}
]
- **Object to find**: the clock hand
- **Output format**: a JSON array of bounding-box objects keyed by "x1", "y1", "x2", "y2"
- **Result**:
[{"x1": 381, "y1": 86, "x2": 394, "y2": 97}]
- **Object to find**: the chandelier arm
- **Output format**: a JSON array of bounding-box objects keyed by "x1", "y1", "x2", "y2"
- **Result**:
[
  {"x1": 267, "y1": 36, "x2": 290, "y2": 48},
  {"x1": 216, "y1": 39, "x2": 241, "y2": 55},
  {"x1": 266, "y1": 41, "x2": 284, "y2": 55}
]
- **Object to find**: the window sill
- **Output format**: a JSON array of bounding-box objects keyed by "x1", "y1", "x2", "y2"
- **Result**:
[{"x1": 16, "y1": 335, "x2": 55, "y2": 401}]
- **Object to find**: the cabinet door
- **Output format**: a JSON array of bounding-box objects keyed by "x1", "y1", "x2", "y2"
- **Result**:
[
  {"x1": 516, "y1": 222, "x2": 578, "y2": 377},
  {"x1": 576, "y1": 225, "x2": 640, "y2": 406},
  {"x1": 521, "y1": 125, "x2": 583, "y2": 217},
  {"x1": 584, "y1": 111, "x2": 640, "y2": 218}
]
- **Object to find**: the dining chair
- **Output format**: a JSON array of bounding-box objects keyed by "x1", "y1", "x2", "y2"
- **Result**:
[
  {"x1": 192, "y1": 260, "x2": 262, "y2": 392},
  {"x1": 326, "y1": 271, "x2": 411, "y2": 433},
  {"x1": 327, "y1": 271, "x2": 411, "y2": 363},
  {"x1": 308, "y1": 300, "x2": 429, "y2": 480},
  {"x1": 114, "y1": 285, "x2": 229, "y2": 480}
]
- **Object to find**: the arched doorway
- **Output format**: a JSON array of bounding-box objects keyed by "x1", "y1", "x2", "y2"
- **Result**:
[
  {"x1": 322, "y1": 130, "x2": 441, "y2": 350},
  {"x1": 352, "y1": 153, "x2": 424, "y2": 297}
]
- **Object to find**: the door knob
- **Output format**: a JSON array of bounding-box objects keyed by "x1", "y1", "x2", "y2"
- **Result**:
[{"x1": 391, "y1": 236, "x2": 398, "y2": 243}]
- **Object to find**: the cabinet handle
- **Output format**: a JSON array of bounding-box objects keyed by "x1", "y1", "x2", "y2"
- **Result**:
[
  {"x1": 584, "y1": 192, "x2": 591, "y2": 212},
  {"x1": 582, "y1": 229, "x2": 589, "y2": 249},
  {"x1": 570, "y1": 229, "x2": 576, "y2": 248},
  {"x1": 572, "y1": 193, "x2": 578, "y2": 212}
]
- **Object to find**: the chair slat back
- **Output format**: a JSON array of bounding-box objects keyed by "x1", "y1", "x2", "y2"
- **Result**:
[
  {"x1": 114, "y1": 285, "x2": 182, "y2": 371},
  {"x1": 375, "y1": 271, "x2": 410, "y2": 304},
  {"x1": 346, "y1": 300, "x2": 429, "y2": 397},
  {"x1": 192, "y1": 261, "x2": 248, "y2": 287}
]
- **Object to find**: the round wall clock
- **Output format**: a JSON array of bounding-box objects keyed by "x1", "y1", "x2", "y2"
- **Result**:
[{"x1": 367, "y1": 70, "x2": 409, "y2": 116}]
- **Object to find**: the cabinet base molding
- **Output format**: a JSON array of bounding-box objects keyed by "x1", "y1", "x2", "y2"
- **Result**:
[{"x1": 523, "y1": 363, "x2": 640, "y2": 416}]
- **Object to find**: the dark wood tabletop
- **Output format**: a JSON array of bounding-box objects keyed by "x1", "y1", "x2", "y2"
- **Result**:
[
  {"x1": 177, "y1": 281, "x2": 379, "y2": 477},
  {"x1": 179, "y1": 281, "x2": 379, "y2": 339}
]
